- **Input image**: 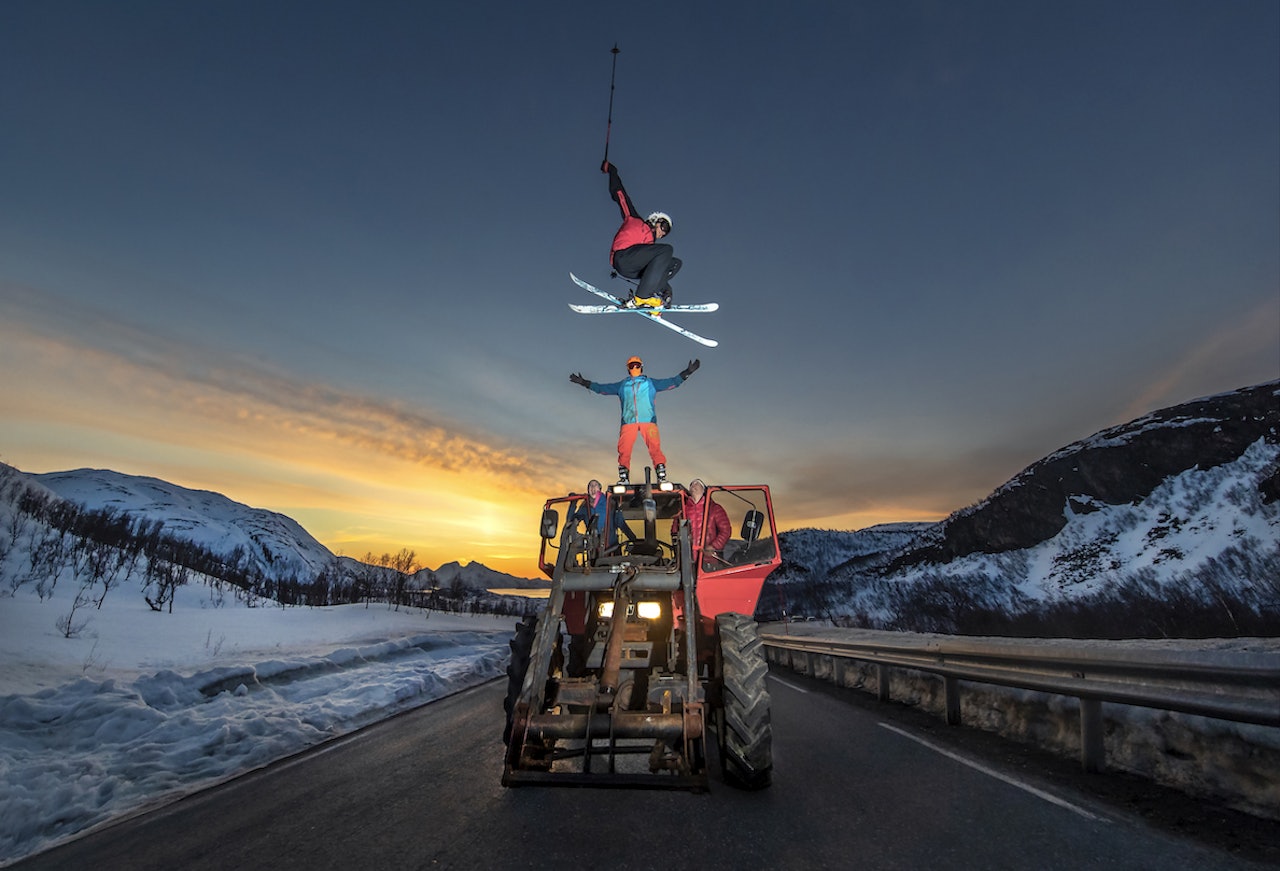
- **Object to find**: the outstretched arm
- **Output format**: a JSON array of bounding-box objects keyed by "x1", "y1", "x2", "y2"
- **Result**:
[
  {"x1": 602, "y1": 160, "x2": 638, "y2": 221},
  {"x1": 651, "y1": 361, "x2": 699, "y2": 392}
]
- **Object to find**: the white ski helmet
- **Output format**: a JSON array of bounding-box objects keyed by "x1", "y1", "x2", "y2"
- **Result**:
[{"x1": 647, "y1": 211, "x2": 672, "y2": 233}]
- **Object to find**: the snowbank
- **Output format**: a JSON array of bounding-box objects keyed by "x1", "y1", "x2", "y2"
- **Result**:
[{"x1": 0, "y1": 586, "x2": 513, "y2": 866}]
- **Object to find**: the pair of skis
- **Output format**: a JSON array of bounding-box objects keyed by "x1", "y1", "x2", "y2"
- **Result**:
[{"x1": 569, "y1": 273, "x2": 718, "y2": 347}]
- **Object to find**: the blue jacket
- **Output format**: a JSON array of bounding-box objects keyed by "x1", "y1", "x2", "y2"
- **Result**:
[
  {"x1": 568, "y1": 491, "x2": 634, "y2": 546},
  {"x1": 590, "y1": 374, "x2": 685, "y2": 425}
]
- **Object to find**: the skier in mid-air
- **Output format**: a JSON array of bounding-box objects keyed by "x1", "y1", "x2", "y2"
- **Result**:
[
  {"x1": 602, "y1": 160, "x2": 680, "y2": 308},
  {"x1": 570, "y1": 355, "x2": 699, "y2": 484}
]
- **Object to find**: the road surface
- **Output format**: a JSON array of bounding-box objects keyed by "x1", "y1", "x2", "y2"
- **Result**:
[{"x1": 14, "y1": 671, "x2": 1276, "y2": 869}]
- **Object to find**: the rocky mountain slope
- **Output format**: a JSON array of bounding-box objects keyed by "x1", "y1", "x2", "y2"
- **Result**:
[{"x1": 770, "y1": 381, "x2": 1279, "y2": 637}]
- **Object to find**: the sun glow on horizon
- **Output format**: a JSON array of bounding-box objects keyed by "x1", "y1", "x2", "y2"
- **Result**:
[{"x1": 0, "y1": 320, "x2": 565, "y2": 579}]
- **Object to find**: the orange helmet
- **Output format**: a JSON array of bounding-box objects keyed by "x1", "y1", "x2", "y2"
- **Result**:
[{"x1": 626, "y1": 356, "x2": 643, "y2": 371}]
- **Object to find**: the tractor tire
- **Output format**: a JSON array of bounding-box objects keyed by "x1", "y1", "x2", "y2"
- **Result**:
[
  {"x1": 502, "y1": 616, "x2": 536, "y2": 745},
  {"x1": 715, "y1": 612, "x2": 773, "y2": 790}
]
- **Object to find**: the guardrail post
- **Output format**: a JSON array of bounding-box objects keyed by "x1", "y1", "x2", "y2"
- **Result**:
[
  {"x1": 945, "y1": 676, "x2": 961, "y2": 726},
  {"x1": 1080, "y1": 698, "x2": 1105, "y2": 772},
  {"x1": 877, "y1": 664, "x2": 890, "y2": 702}
]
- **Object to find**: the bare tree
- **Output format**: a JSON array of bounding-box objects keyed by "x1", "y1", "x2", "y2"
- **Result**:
[
  {"x1": 389, "y1": 548, "x2": 419, "y2": 612},
  {"x1": 56, "y1": 579, "x2": 94, "y2": 638},
  {"x1": 108, "y1": 537, "x2": 145, "y2": 606},
  {"x1": 30, "y1": 527, "x2": 72, "y2": 601},
  {"x1": 80, "y1": 539, "x2": 118, "y2": 608},
  {"x1": 144, "y1": 558, "x2": 189, "y2": 613},
  {"x1": 6, "y1": 506, "x2": 25, "y2": 549}
]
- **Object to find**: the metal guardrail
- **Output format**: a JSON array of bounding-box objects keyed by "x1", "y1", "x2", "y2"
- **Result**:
[{"x1": 760, "y1": 630, "x2": 1280, "y2": 772}]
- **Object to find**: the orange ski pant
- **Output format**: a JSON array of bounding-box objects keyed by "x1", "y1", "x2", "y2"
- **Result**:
[{"x1": 617, "y1": 423, "x2": 666, "y2": 471}]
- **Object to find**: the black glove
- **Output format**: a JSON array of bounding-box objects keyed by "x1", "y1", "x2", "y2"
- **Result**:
[
  {"x1": 600, "y1": 160, "x2": 612, "y2": 173},
  {"x1": 570, "y1": 372, "x2": 591, "y2": 389},
  {"x1": 680, "y1": 359, "x2": 700, "y2": 380}
]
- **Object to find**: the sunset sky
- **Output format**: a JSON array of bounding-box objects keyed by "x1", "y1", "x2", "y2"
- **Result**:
[{"x1": 2, "y1": 1, "x2": 1277, "y2": 578}]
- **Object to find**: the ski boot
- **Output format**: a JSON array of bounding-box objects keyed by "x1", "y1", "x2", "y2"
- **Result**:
[
  {"x1": 617, "y1": 466, "x2": 630, "y2": 485},
  {"x1": 655, "y1": 463, "x2": 667, "y2": 483},
  {"x1": 625, "y1": 292, "x2": 663, "y2": 309}
]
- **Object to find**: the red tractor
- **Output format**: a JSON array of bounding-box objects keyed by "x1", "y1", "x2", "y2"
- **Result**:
[{"x1": 502, "y1": 472, "x2": 781, "y2": 790}]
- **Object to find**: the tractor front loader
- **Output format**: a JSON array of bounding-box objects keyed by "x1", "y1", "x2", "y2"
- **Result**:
[{"x1": 502, "y1": 473, "x2": 780, "y2": 790}]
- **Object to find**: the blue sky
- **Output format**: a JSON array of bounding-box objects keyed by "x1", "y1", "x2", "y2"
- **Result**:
[{"x1": 2, "y1": 0, "x2": 1277, "y2": 576}]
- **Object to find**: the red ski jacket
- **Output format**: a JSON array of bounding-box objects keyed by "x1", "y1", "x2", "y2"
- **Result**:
[{"x1": 606, "y1": 163, "x2": 655, "y2": 264}]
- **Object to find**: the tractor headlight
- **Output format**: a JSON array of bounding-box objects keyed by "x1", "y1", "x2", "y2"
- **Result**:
[
  {"x1": 597, "y1": 601, "x2": 663, "y2": 620},
  {"x1": 636, "y1": 601, "x2": 662, "y2": 620}
]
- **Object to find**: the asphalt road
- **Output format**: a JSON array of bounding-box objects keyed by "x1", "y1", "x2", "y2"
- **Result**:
[{"x1": 14, "y1": 672, "x2": 1277, "y2": 870}]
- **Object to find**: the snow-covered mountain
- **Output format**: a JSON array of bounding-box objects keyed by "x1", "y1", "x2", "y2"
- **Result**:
[
  {"x1": 779, "y1": 524, "x2": 931, "y2": 577},
  {"x1": 771, "y1": 381, "x2": 1280, "y2": 637},
  {"x1": 23, "y1": 467, "x2": 536, "y2": 588},
  {"x1": 415, "y1": 560, "x2": 546, "y2": 592},
  {"x1": 34, "y1": 469, "x2": 336, "y2": 581},
  {"x1": 766, "y1": 523, "x2": 933, "y2": 614}
]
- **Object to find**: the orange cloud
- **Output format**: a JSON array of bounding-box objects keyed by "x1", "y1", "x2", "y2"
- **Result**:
[{"x1": 0, "y1": 301, "x2": 567, "y2": 577}]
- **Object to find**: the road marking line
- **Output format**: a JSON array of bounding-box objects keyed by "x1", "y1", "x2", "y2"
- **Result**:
[
  {"x1": 770, "y1": 676, "x2": 810, "y2": 694},
  {"x1": 878, "y1": 722, "x2": 1106, "y2": 822}
]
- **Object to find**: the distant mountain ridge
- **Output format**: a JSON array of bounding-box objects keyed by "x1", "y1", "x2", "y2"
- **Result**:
[
  {"x1": 769, "y1": 381, "x2": 1280, "y2": 637},
  {"x1": 30, "y1": 468, "x2": 537, "y2": 589},
  {"x1": 416, "y1": 560, "x2": 545, "y2": 591}
]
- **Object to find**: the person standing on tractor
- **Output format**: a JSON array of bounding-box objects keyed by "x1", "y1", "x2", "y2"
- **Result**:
[
  {"x1": 602, "y1": 160, "x2": 680, "y2": 308},
  {"x1": 570, "y1": 355, "x2": 699, "y2": 484}
]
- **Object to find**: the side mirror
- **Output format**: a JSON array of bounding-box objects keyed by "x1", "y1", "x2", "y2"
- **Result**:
[
  {"x1": 741, "y1": 510, "x2": 764, "y2": 542},
  {"x1": 540, "y1": 508, "x2": 559, "y2": 539}
]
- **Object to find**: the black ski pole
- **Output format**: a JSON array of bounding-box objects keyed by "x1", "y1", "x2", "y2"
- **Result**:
[{"x1": 603, "y1": 43, "x2": 620, "y2": 165}]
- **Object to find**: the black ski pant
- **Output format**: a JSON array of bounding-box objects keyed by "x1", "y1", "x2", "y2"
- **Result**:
[{"x1": 614, "y1": 243, "x2": 682, "y2": 301}]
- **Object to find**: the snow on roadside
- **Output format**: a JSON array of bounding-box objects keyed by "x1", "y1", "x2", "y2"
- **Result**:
[{"x1": 0, "y1": 587, "x2": 516, "y2": 866}]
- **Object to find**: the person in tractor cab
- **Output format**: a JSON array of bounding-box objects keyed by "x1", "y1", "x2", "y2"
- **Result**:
[
  {"x1": 602, "y1": 160, "x2": 681, "y2": 308},
  {"x1": 567, "y1": 478, "x2": 634, "y2": 549},
  {"x1": 675, "y1": 478, "x2": 731, "y2": 571},
  {"x1": 570, "y1": 355, "x2": 699, "y2": 485}
]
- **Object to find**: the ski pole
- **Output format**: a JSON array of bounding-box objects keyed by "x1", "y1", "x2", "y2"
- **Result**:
[{"x1": 603, "y1": 43, "x2": 620, "y2": 165}]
